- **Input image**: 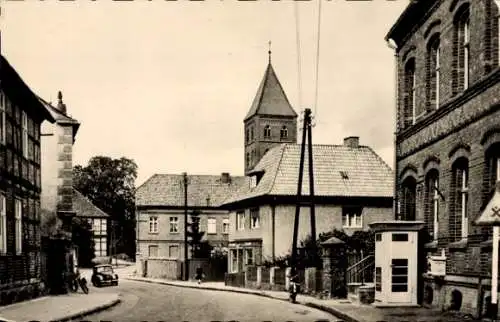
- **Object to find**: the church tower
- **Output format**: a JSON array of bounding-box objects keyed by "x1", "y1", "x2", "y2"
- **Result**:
[{"x1": 244, "y1": 48, "x2": 298, "y2": 175}]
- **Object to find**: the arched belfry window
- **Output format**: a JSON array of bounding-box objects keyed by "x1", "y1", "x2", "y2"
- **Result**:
[
  {"x1": 400, "y1": 176, "x2": 417, "y2": 221},
  {"x1": 264, "y1": 125, "x2": 271, "y2": 139},
  {"x1": 403, "y1": 58, "x2": 416, "y2": 127},
  {"x1": 427, "y1": 35, "x2": 441, "y2": 110},
  {"x1": 280, "y1": 126, "x2": 288, "y2": 139}
]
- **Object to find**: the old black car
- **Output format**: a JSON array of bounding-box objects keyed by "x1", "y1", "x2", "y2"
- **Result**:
[{"x1": 91, "y1": 264, "x2": 119, "y2": 287}]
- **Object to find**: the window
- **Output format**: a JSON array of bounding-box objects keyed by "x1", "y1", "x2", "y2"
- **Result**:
[
  {"x1": 101, "y1": 219, "x2": 107, "y2": 233},
  {"x1": 264, "y1": 125, "x2": 271, "y2": 138},
  {"x1": 462, "y1": 17, "x2": 470, "y2": 89},
  {"x1": 0, "y1": 91, "x2": 5, "y2": 145},
  {"x1": 0, "y1": 194, "x2": 6, "y2": 254},
  {"x1": 236, "y1": 211, "x2": 245, "y2": 231},
  {"x1": 452, "y1": 159, "x2": 469, "y2": 240},
  {"x1": 427, "y1": 36, "x2": 440, "y2": 109},
  {"x1": 250, "y1": 208, "x2": 260, "y2": 229},
  {"x1": 223, "y1": 218, "x2": 230, "y2": 234},
  {"x1": 22, "y1": 111, "x2": 28, "y2": 158},
  {"x1": 392, "y1": 233, "x2": 409, "y2": 242},
  {"x1": 425, "y1": 170, "x2": 440, "y2": 240},
  {"x1": 148, "y1": 245, "x2": 158, "y2": 257},
  {"x1": 246, "y1": 153, "x2": 250, "y2": 168},
  {"x1": 454, "y1": 6, "x2": 470, "y2": 92},
  {"x1": 169, "y1": 217, "x2": 179, "y2": 233},
  {"x1": 250, "y1": 126, "x2": 254, "y2": 141},
  {"x1": 391, "y1": 258, "x2": 408, "y2": 292},
  {"x1": 245, "y1": 129, "x2": 249, "y2": 144},
  {"x1": 168, "y1": 245, "x2": 179, "y2": 258},
  {"x1": 149, "y1": 216, "x2": 159, "y2": 233},
  {"x1": 342, "y1": 207, "x2": 362, "y2": 228},
  {"x1": 231, "y1": 249, "x2": 238, "y2": 273},
  {"x1": 15, "y1": 199, "x2": 22, "y2": 255},
  {"x1": 484, "y1": 144, "x2": 500, "y2": 205},
  {"x1": 375, "y1": 267, "x2": 382, "y2": 292},
  {"x1": 246, "y1": 249, "x2": 254, "y2": 266},
  {"x1": 375, "y1": 233, "x2": 382, "y2": 242},
  {"x1": 207, "y1": 218, "x2": 217, "y2": 234},
  {"x1": 93, "y1": 219, "x2": 101, "y2": 233},
  {"x1": 403, "y1": 59, "x2": 416, "y2": 127},
  {"x1": 280, "y1": 126, "x2": 288, "y2": 139},
  {"x1": 400, "y1": 177, "x2": 417, "y2": 221}
]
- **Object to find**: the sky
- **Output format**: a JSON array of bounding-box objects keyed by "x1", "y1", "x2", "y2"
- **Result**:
[{"x1": 1, "y1": 0, "x2": 408, "y2": 187}]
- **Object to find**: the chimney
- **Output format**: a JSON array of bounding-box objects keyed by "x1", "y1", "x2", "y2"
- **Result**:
[
  {"x1": 343, "y1": 136, "x2": 359, "y2": 148},
  {"x1": 57, "y1": 91, "x2": 67, "y2": 114},
  {"x1": 221, "y1": 172, "x2": 231, "y2": 184}
]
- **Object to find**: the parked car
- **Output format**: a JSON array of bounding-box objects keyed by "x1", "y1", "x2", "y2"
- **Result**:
[{"x1": 91, "y1": 264, "x2": 119, "y2": 287}]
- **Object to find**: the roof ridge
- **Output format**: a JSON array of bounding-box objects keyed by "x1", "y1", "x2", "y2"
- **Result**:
[
  {"x1": 73, "y1": 188, "x2": 110, "y2": 217},
  {"x1": 136, "y1": 174, "x2": 159, "y2": 191},
  {"x1": 266, "y1": 143, "x2": 288, "y2": 194},
  {"x1": 268, "y1": 64, "x2": 296, "y2": 116},
  {"x1": 364, "y1": 146, "x2": 394, "y2": 172}
]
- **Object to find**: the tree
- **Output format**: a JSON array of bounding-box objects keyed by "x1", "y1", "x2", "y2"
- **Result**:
[
  {"x1": 73, "y1": 156, "x2": 138, "y2": 259},
  {"x1": 72, "y1": 218, "x2": 95, "y2": 267},
  {"x1": 187, "y1": 210, "x2": 212, "y2": 258}
]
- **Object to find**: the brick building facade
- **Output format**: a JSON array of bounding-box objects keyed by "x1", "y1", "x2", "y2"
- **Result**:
[
  {"x1": 0, "y1": 55, "x2": 55, "y2": 304},
  {"x1": 387, "y1": 0, "x2": 500, "y2": 317}
]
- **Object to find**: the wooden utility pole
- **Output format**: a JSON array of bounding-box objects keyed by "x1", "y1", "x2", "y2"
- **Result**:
[
  {"x1": 291, "y1": 108, "x2": 317, "y2": 272},
  {"x1": 183, "y1": 172, "x2": 189, "y2": 281}
]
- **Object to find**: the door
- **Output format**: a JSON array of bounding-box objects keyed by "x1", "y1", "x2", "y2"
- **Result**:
[{"x1": 389, "y1": 258, "x2": 411, "y2": 303}]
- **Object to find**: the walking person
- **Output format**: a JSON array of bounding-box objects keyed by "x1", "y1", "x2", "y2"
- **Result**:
[{"x1": 195, "y1": 266, "x2": 204, "y2": 284}]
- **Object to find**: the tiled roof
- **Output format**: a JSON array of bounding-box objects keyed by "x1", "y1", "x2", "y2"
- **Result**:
[
  {"x1": 223, "y1": 143, "x2": 394, "y2": 205},
  {"x1": 73, "y1": 189, "x2": 109, "y2": 218},
  {"x1": 0, "y1": 55, "x2": 55, "y2": 123},
  {"x1": 244, "y1": 62, "x2": 297, "y2": 121},
  {"x1": 136, "y1": 174, "x2": 248, "y2": 207}
]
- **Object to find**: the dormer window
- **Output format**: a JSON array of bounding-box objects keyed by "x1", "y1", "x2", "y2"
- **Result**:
[
  {"x1": 250, "y1": 175, "x2": 257, "y2": 189},
  {"x1": 280, "y1": 126, "x2": 288, "y2": 139},
  {"x1": 264, "y1": 125, "x2": 271, "y2": 139}
]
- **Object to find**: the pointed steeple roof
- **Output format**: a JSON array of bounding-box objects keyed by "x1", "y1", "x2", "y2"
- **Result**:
[{"x1": 244, "y1": 62, "x2": 297, "y2": 122}]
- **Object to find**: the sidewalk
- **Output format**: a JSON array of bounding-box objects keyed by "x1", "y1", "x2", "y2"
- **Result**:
[
  {"x1": 0, "y1": 291, "x2": 120, "y2": 322},
  {"x1": 126, "y1": 276, "x2": 480, "y2": 322}
]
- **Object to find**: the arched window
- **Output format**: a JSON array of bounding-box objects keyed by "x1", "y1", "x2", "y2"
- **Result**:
[
  {"x1": 453, "y1": 6, "x2": 470, "y2": 92},
  {"x1": 264, "y1": 125, "x2": 271, "y2": 139},
  {"x1": 450, "y1": 158, "x2": 469, "y2": 241},
  {"x1": 484, "y1": 142, "x2": 500, "y2": 202},
  {"x1": 280, "y1": 126, "x2": 288, "y2": 139},
  {"x1": 246, "y1": 152, "x2": 250, "y2": 168},
  {"x1": 400, "y1": 176, "x2": 417, "y2": 221},
  {"x1": 424, "y1": 169, "x2": 440, "y2": 240},
  {"x1": 427, "y1": 35, "x2": 441, "y2": 110},
  {"x1": 403, "y1": 58, "x2": 416, "y2": 127}
]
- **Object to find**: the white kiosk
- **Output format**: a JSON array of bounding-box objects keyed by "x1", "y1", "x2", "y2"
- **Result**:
[{"x1": 369, "y1": 221, "x2": 424, "y2": 306}]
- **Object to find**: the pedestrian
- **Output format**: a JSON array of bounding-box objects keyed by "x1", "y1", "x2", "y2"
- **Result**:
[{"x1": 195, "y1": 266, "x2": 203, "y2": 284}]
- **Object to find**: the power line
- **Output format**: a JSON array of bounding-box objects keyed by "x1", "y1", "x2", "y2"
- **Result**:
[
  {"x1": 313, "y1": 0, "x2": 323, "y2": 121},
  {"x1": 294, "y1": 1, "x2": 303, "y2": 110}
]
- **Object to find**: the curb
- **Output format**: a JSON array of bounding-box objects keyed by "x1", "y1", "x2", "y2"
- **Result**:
[
  {"x1": 304, "y1": 302, "x2": 359, "y2": 322},
  {"x1": 125, "y1": 277, "x2": 358, "y2": 322},
  {"x1": 48, "y1": 297, "x2": 121, "y2": 322}
]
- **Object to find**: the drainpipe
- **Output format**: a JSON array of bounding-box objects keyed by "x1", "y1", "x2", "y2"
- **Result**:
[
  {"x1": 386, "y1": 38, "x2": 399, "y2": 220},
  {"x1": 271, "y1": 199, "x2": 276, "y2": 262}
]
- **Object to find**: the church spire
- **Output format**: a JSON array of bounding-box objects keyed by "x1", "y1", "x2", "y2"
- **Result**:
[{"x1": 268, "y1": 41, "x2": 272, "y2": 64}]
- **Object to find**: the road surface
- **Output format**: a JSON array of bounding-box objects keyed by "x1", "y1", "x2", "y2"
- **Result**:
[{"x1": 79, "y1": 278, "x2": 341, "y2": 322}]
